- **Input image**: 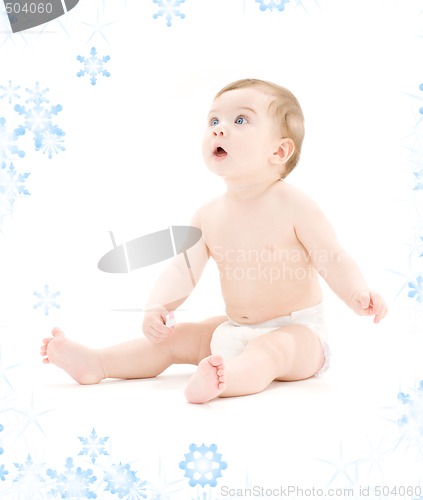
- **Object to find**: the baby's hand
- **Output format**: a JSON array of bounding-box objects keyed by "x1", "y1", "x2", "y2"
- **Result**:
[
  {"x1": 351, "y1": 290, "x2": 388, "y2": 324},
  {"x1": 142, "y1": 304, "x2": 174, "y2": 343}
]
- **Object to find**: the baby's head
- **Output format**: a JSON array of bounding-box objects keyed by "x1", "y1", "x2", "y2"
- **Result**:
[{"x1": 215, "y1": 79, "x2": 305, "y2": 177}]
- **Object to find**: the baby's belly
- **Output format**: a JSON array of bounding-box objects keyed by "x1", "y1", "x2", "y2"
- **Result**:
[{"x1": 219, "y1": 262, "x2": 322, "y2": 324}]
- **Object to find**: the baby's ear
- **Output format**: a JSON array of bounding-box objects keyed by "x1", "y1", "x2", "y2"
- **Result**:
[{"x1": 271, "y1": 138, "x2": 295, "y2": 165}]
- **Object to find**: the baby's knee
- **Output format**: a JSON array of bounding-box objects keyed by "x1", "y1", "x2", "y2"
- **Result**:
[
  {"x1": 167, "y1": 321, "x2": 213, "y2": 365},
  {"x1": 248, "y1": 333, "x2": 296, "y2": 372}
]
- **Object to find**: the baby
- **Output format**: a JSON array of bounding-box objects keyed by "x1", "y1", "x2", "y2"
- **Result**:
[{"x1": 40, "y1": 78, "x2": 388, "y2": 403}]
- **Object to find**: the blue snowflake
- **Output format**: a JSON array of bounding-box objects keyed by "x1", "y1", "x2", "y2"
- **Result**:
[
  {"x1": 397, "y1": 381, "x2": 423, "y2": 453},
  {"x1": 103, "y1": 462, "x2": 147, "y2": 499},
  {"x1": 24, "y1": 82, "x2": 50, "y2": 105},
  {"x1": 0, "y1": 117, "x2": 25, "y2": 164},
  {"x1": 179, "y1": 443, "x2": 227, "y2": 488},
  {"x1": 0, "y1": 80, "x2": 21, "y2": 104},
  {"x1": 13, "y1": 455, "x2": 47, "y2": 494},
  {"x1": 152, "y1": 0, "x2": 186, "y2": 27},
  {"x1": 77, "y1": 47, "x2": 111, "y2": 86},
  {"x1": 413, "y1": 167, "x2": 423, "y2": 191},
  {"x1": 0, "y1": 463, "x2": 8, "y2": 481},
  {"x1": 0, "y1": 161, "x2": 30, "y2": 231},
  {"x1": 14, "y1": 83, "x2": 65, "y2": 159},
  {"x1": 408, "y1": 275, "x2": 423, "y2": 303},
  {"x1": 46, "y1": 457, "x2": 97, "y2": 499},
  {"x1": 0, "y1": 162, "x2": 31, "y2": 205},
  {"x1": 0, "y1": 424, "x2": 4, "y2": 455},
  {"x1": 78, "y1": 428, "x2": 110, "y2": 464},
  {"x1": 256, "y1": 0, "x2": 289, "y2": 11},
  {"x1": 38, "y1": 126, "x2": 66, "y2": 159},
  {"x1": 33, "y1": 284, "x2": 61, "y2": 316}
]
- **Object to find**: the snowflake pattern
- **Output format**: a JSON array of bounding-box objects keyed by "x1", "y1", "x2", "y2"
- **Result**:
[
  {"x1": 179, "y1": 443, "x2": 227, "y2": 488},
  {"x1": 38, "y1": 126, "x2": 66, "y2": 158},
  {"x1": 0, "y1": 424, "x2": 4, "y2": 456},
  {"x1": 78, "y1": 429, "x2": 110, "y2": 464},
  {"x1": 0, "y1": 80, "x2": 63, "y2": 231},
  {"x1": 413, "y1": 166, "x2": 423, "y2": 191},
  {"x1": 397, "y1": 381, "x2": 423, "y2": 455},
  {"x1": 0, "y1": 117, "x2": 25, "y2": 164},
  {"x1": 408, "y1": 275, "x2": 423, "y2": 303},
  {"x1": 33, "y1": 284, "x2": 61, "y2": 316},
  {"x1": 14, "y1": 82, "x2": 65, "y2": 159},
  {"x1": 0, "y1": 426, "x2": 8, "y2": 488},
  {"x1": 47, "y1": 458, "x2": 97, "y2": 499},
  {"x1": 13, "y1": 455, "x2": 47, "y2": 497},
  {"x1": 0, "y1": 424, "x2": 163, "y2": 498},
  {"x1": 0, "y1": 463, "x2": 8, "y2": 481},
  {"x1": 0, "y1": 81, "x2": 21, "y2": 104},
  {"x1": 103, "y1": 462, "x2": 147, "y2": 499},
  {"x1": 77, "y1": 47, "x2": 111, "y2": 85},
  {"x1": 256, "y1": 0, "x2": 290, "y2": 12},
  {"x1": 152, "y1": 0, "x2": 186, "y2": 27},
  {"x1": 0, "y1": 161, "x2": 30, "y2": 231},
  {"x1": 0, "y1": 162, "x2": 30, "y2": 206}
]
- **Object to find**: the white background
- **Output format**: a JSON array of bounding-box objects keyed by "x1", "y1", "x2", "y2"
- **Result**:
[{"x1": 0, "y1": 1, "x2": 422, "y2": 498}]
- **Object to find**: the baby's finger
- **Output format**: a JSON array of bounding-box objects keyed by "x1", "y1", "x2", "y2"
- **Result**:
[
  {"x1": 374, "y1": 303, "x2": 388, "y2": 323},
  {"x1": 357, "y1": 291, "x2": 371, "y2": 310},
  {"x1": 370, "y1": 293, "x2": 387, "y2": 322},
  {"x1": 152, "y1": 318, "x2": 171, "y2": 336}
]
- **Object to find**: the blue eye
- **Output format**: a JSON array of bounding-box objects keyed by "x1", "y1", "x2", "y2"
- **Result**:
[
  {"x1": 235, "y1": 116, "x2": 247, "y2": 125},
  {"x1": 210, "y1": 118, "x2": 219, "y2": 126}
]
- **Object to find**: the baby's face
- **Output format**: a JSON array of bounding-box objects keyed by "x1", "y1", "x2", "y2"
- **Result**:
[{"x1": 202, "y1": 87, "x2": 283, "y2": 182}]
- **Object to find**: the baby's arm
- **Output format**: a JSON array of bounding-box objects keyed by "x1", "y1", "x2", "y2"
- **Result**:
[
  {"x1": 293, "y1": 192, "x2": 387, "y2": 323},
  {"x1": 143, "y1": 210, "x2": 209, "y2": 342}
]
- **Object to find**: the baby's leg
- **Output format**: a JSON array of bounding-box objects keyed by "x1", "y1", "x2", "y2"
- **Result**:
[
  {"x1": 40, "y1": 316, "x2": 226, "y2": 385},
  {"x1": 221, "y1": 324, "x2": 324, "y2": 396},
  {"x1": 184, "y1": 324, "x2": 324, "y2": 403}
]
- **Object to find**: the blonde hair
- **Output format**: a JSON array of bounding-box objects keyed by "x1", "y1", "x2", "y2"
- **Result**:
[{"x1": 215, "y1": 78, "x2": 305, "y2": 177}]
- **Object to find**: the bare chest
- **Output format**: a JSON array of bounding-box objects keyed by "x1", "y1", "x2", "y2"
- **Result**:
[{"x1": 202, "y1": 202, "x2": 304, "y2": 267}]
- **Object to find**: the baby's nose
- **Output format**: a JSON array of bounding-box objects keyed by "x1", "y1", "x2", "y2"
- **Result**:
[{"x1": 213, "y1": 124, "x2": 225, "y2": 136}]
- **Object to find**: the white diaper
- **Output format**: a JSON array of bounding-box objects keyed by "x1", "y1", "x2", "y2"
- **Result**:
[{"x1": 210, "y1": 302, "x2": 330, "y2": 375}]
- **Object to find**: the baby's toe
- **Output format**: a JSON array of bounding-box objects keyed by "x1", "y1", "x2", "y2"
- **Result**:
[{"x1": 51, "y1": 327, "x2": 66, "y2": 339}]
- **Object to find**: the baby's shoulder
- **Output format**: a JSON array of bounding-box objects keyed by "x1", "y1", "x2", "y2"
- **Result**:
[
  {"x1": 191, "y1": 195, "x2": 224, "y2": 225},
  {"x1": 275, "y1": 181, "x2": 316, "y2": 208},
  {"x1": 198, "y1": 194, "x2": 223, "y2": 213}
]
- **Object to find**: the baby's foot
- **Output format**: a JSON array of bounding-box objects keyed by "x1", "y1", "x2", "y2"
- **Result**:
[
  {"x1": 40, "y1": 327, "x2": 105, "y2": 385},
  {"x1": 184, "y1": 355, "x2": 226, "y2": 404}
]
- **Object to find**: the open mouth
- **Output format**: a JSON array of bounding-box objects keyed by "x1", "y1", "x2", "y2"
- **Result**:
[{"x1": 214, "y1": 146, "x2": 227, "y2": 158}]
